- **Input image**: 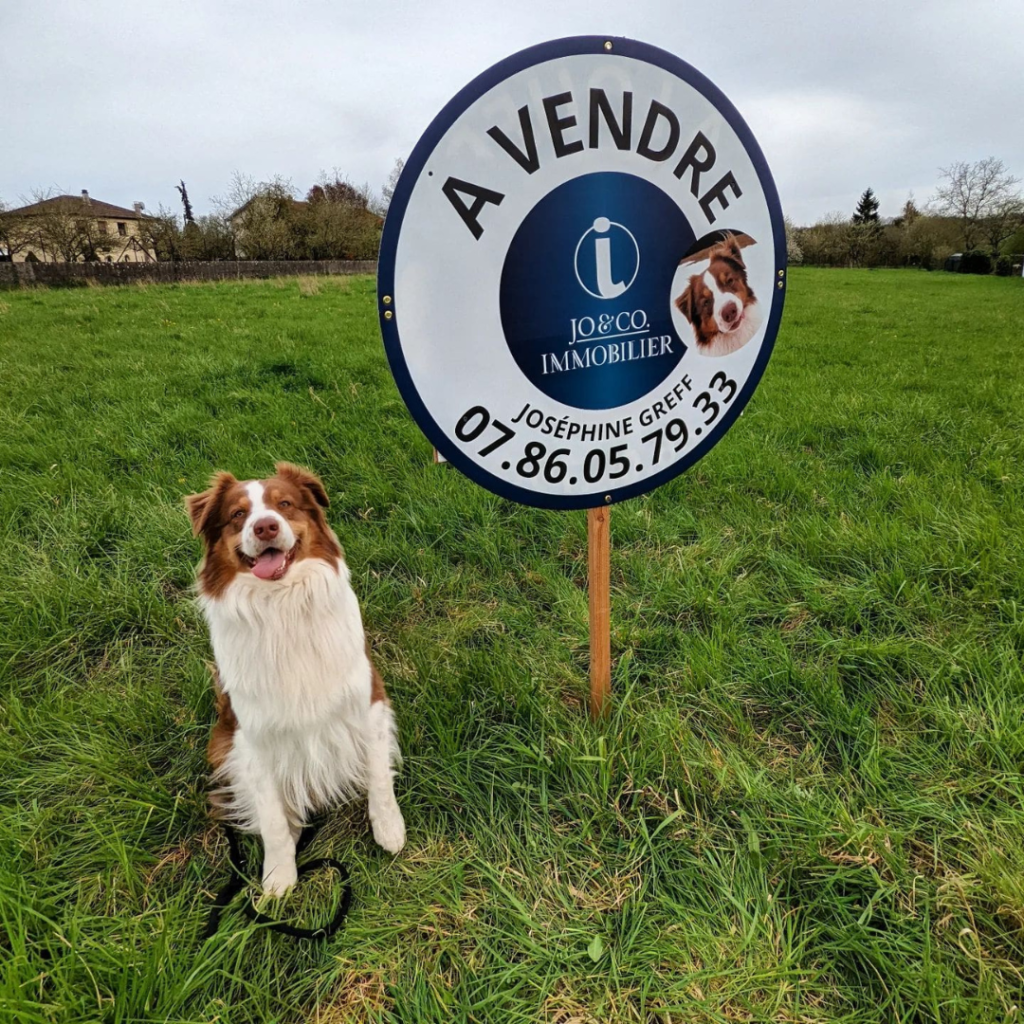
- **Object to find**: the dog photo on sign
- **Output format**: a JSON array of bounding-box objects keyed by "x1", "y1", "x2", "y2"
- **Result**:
[{"x1": 672, "y1": 231, "x2": 762, "y2": 358}]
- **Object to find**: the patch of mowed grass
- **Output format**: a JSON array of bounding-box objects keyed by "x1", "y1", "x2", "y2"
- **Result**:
[{"x1": 1, "y1": 268, "x2": 1023, "y2": 1022}]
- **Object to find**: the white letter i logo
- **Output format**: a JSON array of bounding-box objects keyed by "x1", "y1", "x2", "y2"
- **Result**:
[
  {"x1": 574, "y1": 216, "x2": 640, "y2": 300},
  {"x1": 592, "y1": 218, "x2": 626, "y2": 299}
]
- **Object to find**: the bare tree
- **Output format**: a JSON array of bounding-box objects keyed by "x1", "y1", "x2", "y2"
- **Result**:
[
  {"x1": 0, "y1": 197, "x2": 32, "y2": 260},
  {"x1": 798, "y1": 211, "x2": 856, "y2": 267},
  {"x1": 307, "y1": 173, "x2": 370, "y2": 208},
  {"x1": 25, "y1": 191, "x2": 117, "y2": 262},
  {"x1": 191, "y1": 214, "x2": 236, "y2": 260},
  {"x1": 376, "y1": 157, "x2": 405, "y2": 217},
  {"x1": 981, "y1": 195, "x2": 1024, "y2": 258},
  {"x1": 895, "y1": 193, "x2": 920, "y2": 227},
  {"x1": 303, "y1": 172, "x2": 381, "y2": 259},
  {"x1": 932, "y1": 158, "x2": 1024, "y2": 252},
  {"x1": 783, "y1": 217, "x2": 803, "y2": 264},
  {"x1": 212, "y1": 171, "x2": 277, "y2": 219},
  {"x1": 137, "y1": 205, "x2": 184, "y2": 261},
  {"x1": 214, "y1": 175, "x2": 299, "y2": 259},
  {"x1": 138, "y1": 205, "x2": 235, "y2": 262}
]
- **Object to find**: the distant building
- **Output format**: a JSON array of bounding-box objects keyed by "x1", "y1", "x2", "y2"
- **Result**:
[{"x1": 4, "y1": 190, "x2": 156, "y2": 263}]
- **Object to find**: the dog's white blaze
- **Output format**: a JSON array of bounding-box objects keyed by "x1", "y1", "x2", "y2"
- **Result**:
[
  {"x1": 702, "y1": 270, "x2": 742, "y2": 335},
  {"x1": 240, "y1": 479, "x2": 296, "y2": 557}
]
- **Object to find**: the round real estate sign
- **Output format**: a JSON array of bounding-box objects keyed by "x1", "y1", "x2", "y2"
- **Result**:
[{"x1": 379, "y1": 36, "x2": 786, "y2": 510}]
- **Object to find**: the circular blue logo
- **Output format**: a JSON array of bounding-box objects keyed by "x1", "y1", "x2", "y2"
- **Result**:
[
  {"x1": 500, "y1": 172, "x2": 696, "y2": 410},
  {"x1": 574, "y1": 217, "x2": 640, "y2": 299}
]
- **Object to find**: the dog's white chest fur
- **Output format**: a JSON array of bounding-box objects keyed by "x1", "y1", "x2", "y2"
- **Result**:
[
  {"x1": 201, "y1": 558, "x2": 377, "y2": 822},
  {"x1": 203, "y1": 559, "x2": 369, "y2": 728}
]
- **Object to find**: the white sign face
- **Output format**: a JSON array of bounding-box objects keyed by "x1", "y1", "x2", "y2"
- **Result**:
[{"x1": 379, "y1": 36, "x2": 786, "y2": 509}]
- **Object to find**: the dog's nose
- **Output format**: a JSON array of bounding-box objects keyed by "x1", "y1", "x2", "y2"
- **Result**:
[
  {"x1": 721, "y1": 302, "x2": 739, "y2": 324},
  {"x1": 253, "y1": 517, "x2": 280, "y2": 541}
]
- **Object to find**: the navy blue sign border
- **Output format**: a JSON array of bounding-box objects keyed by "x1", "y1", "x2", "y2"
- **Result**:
[{"x1": 378, "y1": 35, "x2": 786, "y2": 510}]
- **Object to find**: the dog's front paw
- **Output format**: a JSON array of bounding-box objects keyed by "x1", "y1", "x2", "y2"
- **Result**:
[
  {"x1": 370, "y1": 800, "x2": 406, "y2": 855},
  {"x1": 262, "y1": 858, "x2": 298, "y2": 896}
]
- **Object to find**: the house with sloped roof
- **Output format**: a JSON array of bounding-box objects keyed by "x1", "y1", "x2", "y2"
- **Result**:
[{"x1": 3, "y1": 190, "x2": 157, "y2": 263}]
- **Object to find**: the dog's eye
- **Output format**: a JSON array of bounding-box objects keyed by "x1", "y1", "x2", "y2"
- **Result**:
[
  {"x1": 232, "y1": 509, "x2": 245, "y2": 519},
  {"x1": 279, "y1": 500, "x2": 292, "y2": 509}
]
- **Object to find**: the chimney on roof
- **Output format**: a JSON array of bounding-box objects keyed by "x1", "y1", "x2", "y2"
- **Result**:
[
  {"x1": 133, "y1": 202, "x2": 145, "y2": 216},
  {"x1": 81, "y1": 189, "x2": 90, "y2": 204}
]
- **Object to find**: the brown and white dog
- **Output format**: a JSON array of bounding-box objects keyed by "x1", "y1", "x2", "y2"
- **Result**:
[
  {"x1": 674, "y1": 235, "x2": 761, "y2": 357},
  {"x1": 187, "y1": 463, "x2": 405, "y2": 895}
]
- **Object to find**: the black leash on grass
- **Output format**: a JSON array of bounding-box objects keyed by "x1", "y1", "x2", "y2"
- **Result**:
[{"x1": 202, "y1": 820, "x2": 352, "y2": 941}]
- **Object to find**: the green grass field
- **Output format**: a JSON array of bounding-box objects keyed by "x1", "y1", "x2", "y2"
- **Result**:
[{"x1": 1, "y1": 268, "x2": 1023, "y2": 1023}]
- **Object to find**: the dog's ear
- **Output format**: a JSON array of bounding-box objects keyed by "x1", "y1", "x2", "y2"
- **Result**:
[
  {"x1": 185, "y1": 471, "x2": 237, "y2": 538},
  {"x1": 675, "y1": 277, "x2": 699, "y2": 324},
  {"x1": 721, "y1": 232, "x2": 742, "y2": 262},
  {"x1": 275, "y1": 462, "x2": 330, "y2": 508}
]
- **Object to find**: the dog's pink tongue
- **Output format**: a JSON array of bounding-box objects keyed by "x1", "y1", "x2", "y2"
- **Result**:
[{"x1": 251, "y1": 549, "x2": 286, "y2": 580}]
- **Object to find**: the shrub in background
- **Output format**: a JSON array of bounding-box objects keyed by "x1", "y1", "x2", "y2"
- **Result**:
[{"x1": 959, "y1": 250, "x2": 992, "y2": 275}]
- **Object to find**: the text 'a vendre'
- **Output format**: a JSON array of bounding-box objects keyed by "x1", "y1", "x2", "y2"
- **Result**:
[{"x1": 442, "y1": 89, "x2": 744, "y2": 240}]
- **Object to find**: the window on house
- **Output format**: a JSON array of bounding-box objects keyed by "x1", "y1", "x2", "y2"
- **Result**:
[
  {"x1": 97, "y1": 221, "x2": 108, "y2": 234},
  {"x1": 117, "y1": 222, "x2": 127, "y2": 236}
]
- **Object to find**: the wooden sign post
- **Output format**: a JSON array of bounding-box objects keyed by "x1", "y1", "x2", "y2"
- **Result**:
[{"x1": 588, "y1": 507, "x2": 611, "y2": 720}]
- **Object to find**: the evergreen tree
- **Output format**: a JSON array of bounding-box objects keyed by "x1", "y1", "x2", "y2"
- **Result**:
[
  {"x1": 175, "y1": 180, "x2": 195, "y2": 225},
  {"x1": 852, "y1": 187, "x2": 880, "y2": 225}
]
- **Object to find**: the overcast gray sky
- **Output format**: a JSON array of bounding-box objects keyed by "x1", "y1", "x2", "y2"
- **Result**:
[{"x1": 2, "y1": 0, "x2": 1021, "y2": 226}]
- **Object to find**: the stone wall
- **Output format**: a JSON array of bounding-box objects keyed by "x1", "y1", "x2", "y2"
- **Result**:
[{"x1": 0, "y1": 259, "x2": 377, "y2": 288}]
